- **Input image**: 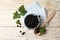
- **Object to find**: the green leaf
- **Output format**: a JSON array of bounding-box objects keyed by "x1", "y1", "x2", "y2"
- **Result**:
[
  {"x1": 13, "y1": 5, "x2": 27, "y2": 25},
  {"x1": 39, "y1": 27, "x2": 46, "y2": 34},
  {"x1": 16, "y1": 20, "x2": 21, "y2": 24},
  {"x1": 21, "y1": 10, "x2": 27, "y2": 16},
  {"x1": 19, "y1": 5, "x2": 27, "y2": 16},
  {"x1": 13, "y1": 11, "x2": 20, "y2": 19}
]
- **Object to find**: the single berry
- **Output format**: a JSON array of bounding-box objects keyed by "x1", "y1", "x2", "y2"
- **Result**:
[
  {"x1": 22, "y1": 32, "x2": 25, "y2": 35},
  {"x1": 20, "y1": 31, "x2": 22, "y2": 33},
  {"x1": 17, "y1": 25, "x2": 19, "y2": 27}
]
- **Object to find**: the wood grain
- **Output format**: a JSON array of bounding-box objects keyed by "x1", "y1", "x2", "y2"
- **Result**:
[{"x1": 0, "y1": 0, "x2": 60, "y2": 40}]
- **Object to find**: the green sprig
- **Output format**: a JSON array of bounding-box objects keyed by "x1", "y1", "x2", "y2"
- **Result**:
[
  {"x1": 39, "y1": 27, "x2": 46, "y2": 35},
  {"x1": 16, "y1": 20, "x2": 21, "y2": 24},
  {"x1": 19, "y1": 5, "x2": 27, "y2": 16},
  {"x1": 13, "y1": 11, "x2": 20, "y2": 19},
  {"x1": 13, "y1": 5, "x2": 27, "y2": 24}
]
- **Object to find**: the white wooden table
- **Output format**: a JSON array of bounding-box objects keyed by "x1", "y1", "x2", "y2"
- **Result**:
[{"x1": 0, "y1": 0, "x2": 60, "y2": 40}]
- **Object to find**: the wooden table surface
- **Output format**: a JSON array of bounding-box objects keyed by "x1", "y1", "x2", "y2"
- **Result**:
[{"x1": 0, "y1": 0, "x2": 60, "y2": 40}]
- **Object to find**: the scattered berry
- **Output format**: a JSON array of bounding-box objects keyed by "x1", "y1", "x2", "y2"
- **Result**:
[
  {"x1": 22, "y1": 32, "x2": 25, "y2": 35},
  {"x1": 17, "y1": 25, "x2": 19, "y2": 27},
  {"x1": 19, "y1": 23, "x2": 21, "y2": 25},
  {"x1": 20, "y1": 31, "x2": 22, "y2": 33}
]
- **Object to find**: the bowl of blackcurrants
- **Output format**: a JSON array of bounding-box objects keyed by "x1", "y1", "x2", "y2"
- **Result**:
[{"x1": 24, "y1": 13, "x2": 41, "y2": 29}]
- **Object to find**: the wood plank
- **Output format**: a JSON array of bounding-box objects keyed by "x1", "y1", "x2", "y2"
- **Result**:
[
  {"x1": 36, "y1": 0, "x2": 60, "y2": 10},
  {"x1": 0, "y1": 27, "x2": 20, "y2": 40},
  {"x1": 0, "y1": 27, "x2": 60, "y2": 40},
  {"x1": 0, "y1": 0, "x2": 60, "y2": 40},
  {"x1": 47, "y1": 11, "x2": 60, "y2": 28},
  {"x1": 21, "y1": 27, "x2": 60, "y2": 40},
  {"x1": 0, "y1": 0, "x2": 22, "y2": 26},
  {"x1": 0, "y1": 0, "x2": 60, "y2": 27}
]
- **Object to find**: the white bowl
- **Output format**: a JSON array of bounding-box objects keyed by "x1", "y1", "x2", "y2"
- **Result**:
[{"x1": 23, "y1": 13, "x2": 41, "y2": 29}]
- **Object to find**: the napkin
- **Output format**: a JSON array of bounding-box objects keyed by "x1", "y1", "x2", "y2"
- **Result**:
[{"x1": 20, "y1": 1, "x2": 47, "y2": 28}]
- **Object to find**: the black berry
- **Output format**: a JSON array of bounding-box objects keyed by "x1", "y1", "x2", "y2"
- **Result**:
[
  {"x1": 22, "y1": 32, "x2": 25, "y2": 35},
  {"x1": 17, "y1": 25, "x2": 19, "y2": 27},
  {"x1": 20, "y1": 31, "x2": 22, "y2": 33}
]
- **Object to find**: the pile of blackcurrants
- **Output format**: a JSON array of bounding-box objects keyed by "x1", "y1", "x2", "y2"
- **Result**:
[{"x1": 24, "y1": 14, "x2": 39, "y2": 29}]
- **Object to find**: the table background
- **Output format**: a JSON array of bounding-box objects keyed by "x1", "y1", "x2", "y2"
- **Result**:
[{"x1": 0, "y1": 0, "x2": 60, "y2": 40}]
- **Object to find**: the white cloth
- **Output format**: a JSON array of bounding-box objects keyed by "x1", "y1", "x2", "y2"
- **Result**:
[
  {"x1": 20, "y1": 1, "x2": 47, "y2": 29},
  {"x1": 25, "y1": 1, "x2": 46, "y2": 20}
]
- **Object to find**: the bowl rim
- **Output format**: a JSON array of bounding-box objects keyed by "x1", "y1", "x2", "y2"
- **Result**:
[{"x1": 23, "y1": 13, "x2": 41, "y2": 29}]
